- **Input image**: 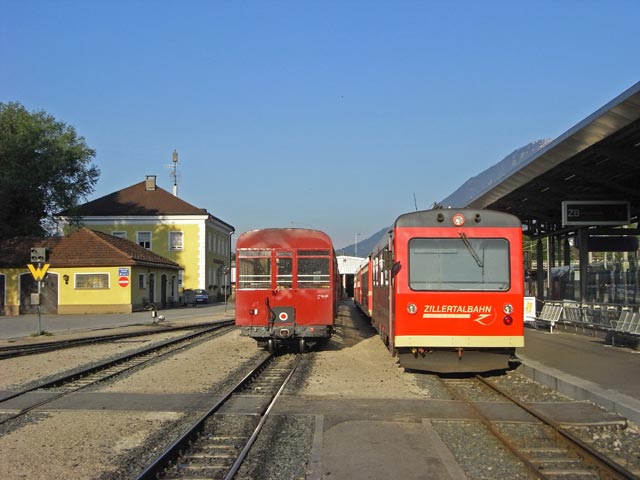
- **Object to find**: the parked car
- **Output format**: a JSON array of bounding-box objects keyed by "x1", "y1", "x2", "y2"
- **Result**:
[{"x1": 183, "y1": 288, "x2": 209, "y2": 305}]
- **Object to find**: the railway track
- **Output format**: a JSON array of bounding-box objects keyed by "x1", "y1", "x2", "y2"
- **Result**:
[
  {"x1": 440, "y1": 375, "x2": 639, "y2": 480},
  {"x1": 0, "y1": 323, "x2": 235, "y2": 425},
  {"x1": 135, "y1": 353, "x2": 301, "y2": 480},
  {"x1": 0, "y1": 320, "x2": 233, "y2": 359}
]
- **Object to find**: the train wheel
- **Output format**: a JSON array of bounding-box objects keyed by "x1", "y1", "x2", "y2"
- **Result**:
[
  {"x1": 298, "y1": 337, "x2": 306, "y2": 353},
  {"x1": 267, "y1": 339, "x2": 275, "y2": 354}
]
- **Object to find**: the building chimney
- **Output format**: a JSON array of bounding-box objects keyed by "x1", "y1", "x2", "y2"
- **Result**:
[{"x1": 145, "y1": 175, "x2": 157, "y2": 191}]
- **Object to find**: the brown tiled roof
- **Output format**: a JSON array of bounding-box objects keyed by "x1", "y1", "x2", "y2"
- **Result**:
[
  {"x1": 0, "y1": 236, "x2": 61, "y2": 267},
  {"x1": 62, "y1": 180, "x2": 207, "y2": 216},
  {"x1": 0, "y1": 229, "x2": 180, "y2": 269}
]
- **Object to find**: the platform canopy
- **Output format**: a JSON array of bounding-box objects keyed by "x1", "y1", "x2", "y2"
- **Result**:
[{"x1": 443, "y1": 82, "x2": 640, "y2": 238}]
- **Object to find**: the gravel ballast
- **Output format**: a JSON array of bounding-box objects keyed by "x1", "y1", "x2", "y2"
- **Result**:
[{"x1": 2, "y1": 302, "x2": 639, "y2": 479}]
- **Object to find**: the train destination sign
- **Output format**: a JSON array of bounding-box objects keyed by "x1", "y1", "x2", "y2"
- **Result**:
[{"x1": 561, "y1": 200, "x2": 630, "y2": 226}]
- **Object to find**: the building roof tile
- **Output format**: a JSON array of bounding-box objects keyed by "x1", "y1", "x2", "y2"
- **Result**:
[
  {"x1": 62, "y1": 179, "x2": 207, "y2": 217},
  {"x1": 0, "y1": 228, "x2": 180, "y2": 269}
]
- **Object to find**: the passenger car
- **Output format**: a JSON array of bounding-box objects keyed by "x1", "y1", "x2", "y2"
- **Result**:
[
  {"x1": 354, "y1": 208, "x2": 524, "y2": 373},
  {"x1": 235, "y1": 228, "x2": 339, "y2": 353},
  {"x1": 183, "y1": 288, "x2": 209, "y2": 305}
]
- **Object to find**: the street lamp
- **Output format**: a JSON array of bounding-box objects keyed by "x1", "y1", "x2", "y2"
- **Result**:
[{"x1": 355, "y1": 233, "x2": 361, "y2": 257}]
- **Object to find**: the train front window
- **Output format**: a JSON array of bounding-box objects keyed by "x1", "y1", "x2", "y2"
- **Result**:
[
  {"x1": 237, "y1": 250, "x2": 271, "y2": 289},
  {"x1": 408, "y1": 238, "x2": 510, "y2": 291},
  {"x1": 298, "y1": 257, "x2": 330, "y2": 289}
]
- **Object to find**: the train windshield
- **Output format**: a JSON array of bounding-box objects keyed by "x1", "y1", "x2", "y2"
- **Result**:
[
  {"x1": 237, "y1": 249, "x2": 271, "y2": 289},
  {"x1": 408, "y1": 237, "x2": 510, "y2": 291},
  {"x1": 298, "y1": 251, "x2": 331, "y2": 289}
]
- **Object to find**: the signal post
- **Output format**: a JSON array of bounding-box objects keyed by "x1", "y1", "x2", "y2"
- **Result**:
[{"x1": 28, "y1": 247, "x2": 49, "y2": 335}]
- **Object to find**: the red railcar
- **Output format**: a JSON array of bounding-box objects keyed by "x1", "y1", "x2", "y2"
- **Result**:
[
  {"x1": 235, "y1": 228, "x2": 339, "y2": 353},
  {"x1": 354, "y1": 209, "x2": 524, "y2": 373}
]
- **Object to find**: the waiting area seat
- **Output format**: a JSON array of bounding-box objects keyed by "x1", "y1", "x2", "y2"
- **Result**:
[{"x1": 533, "y1": 300, "x2": 639, "y2": 347}]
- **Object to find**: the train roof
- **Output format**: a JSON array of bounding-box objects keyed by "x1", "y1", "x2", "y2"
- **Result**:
[
  {"x1": 236, "y1": 228, "x2": 334, "y2": 250},
  {"x1": 395, "y1": 209, "x2": 522, "y2": 228},
  {"x1": 364, "y1": 209, "x2": 522, "y2": 257}
]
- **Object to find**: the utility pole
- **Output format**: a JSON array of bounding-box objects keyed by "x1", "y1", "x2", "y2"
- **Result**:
[{"x1": 171, "y1": 150, "x2": 179, "y2": 196}]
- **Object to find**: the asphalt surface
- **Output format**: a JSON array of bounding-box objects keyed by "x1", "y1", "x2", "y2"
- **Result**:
[
  {"x1": 0, "y1": 302, "x2": 234, "y2": 341},
  {"x1": 518, "y1": 325, "x2": 640, "y2": 425}
]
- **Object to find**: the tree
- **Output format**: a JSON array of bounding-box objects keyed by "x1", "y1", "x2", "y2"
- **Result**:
[{"x1": 0, "y1": 102, "x2": 99, "y2": 240}]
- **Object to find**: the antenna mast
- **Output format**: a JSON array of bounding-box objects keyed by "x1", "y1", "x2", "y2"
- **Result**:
[{"x1": 171, "y1": 150, "x2": 179, "y2": 196}]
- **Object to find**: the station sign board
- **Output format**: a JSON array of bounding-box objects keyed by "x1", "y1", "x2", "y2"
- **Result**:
[{"x1": 561, "y1": 200, "x2": 630, "y2": 226}]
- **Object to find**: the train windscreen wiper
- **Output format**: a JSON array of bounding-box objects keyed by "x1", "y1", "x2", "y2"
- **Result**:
[{"x1": 459, "y1": 233, "x2": 484, "y2": 268}]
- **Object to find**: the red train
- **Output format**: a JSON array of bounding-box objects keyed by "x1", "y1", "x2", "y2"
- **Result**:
[
  {"x1": 354, "y1": 209, "x2": 524, "y2": 373},
  {"x1": 235, "y1": 228, "x2": 339, "y2": 353}
]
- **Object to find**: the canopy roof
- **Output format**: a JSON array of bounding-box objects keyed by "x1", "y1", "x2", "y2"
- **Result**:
[{"x1": 442, "y1": 82, "x2": 640, "y2": 237}]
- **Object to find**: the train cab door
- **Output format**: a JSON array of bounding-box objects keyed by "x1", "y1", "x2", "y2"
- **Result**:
[
  {"x1": 275, "y1": 250, "x2": 293, "y2": 292},
  {"x1": 272, "y1": 250, "x2": 296, "y2": 337},
  {"x1": 382, "y1": 246, "x2": 397, "y2": 355}
]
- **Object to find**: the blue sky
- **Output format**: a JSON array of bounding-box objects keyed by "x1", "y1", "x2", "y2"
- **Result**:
[{"x1": 2, "y1": 1, "x2": 639, "y2": 249}]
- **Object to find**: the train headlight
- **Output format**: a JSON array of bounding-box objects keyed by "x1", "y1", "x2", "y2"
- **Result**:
[
  {"x1": 407, "y1": 303, "x2": 418, "y2": 315},
  {"x1": 503, "y1": 303, "x2": 514, "y2": 314},
  {"x1": 503, "y1": 316, "x2": 514, "y2": 326},
  {"x1": 452, "y1": 213, "x2": 465, "y2": 226}
]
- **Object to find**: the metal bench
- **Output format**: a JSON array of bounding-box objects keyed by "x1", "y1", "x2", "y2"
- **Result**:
[
  {"x1": 535, "y1": 302, "x2": 563, "y2": 332},
  {"x1": 607, "y1": 308, "x2": 640, "y2": 347}
]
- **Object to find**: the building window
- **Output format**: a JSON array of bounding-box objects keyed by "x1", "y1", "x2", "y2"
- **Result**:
[
  {"x1": 75, "y1": 273, "x2": 109, "y2": 289},
  {"x1": 137, "y1": 232, "x2": 151, "y2": 249},
  {"x1": 138, "y1": 273, "x2": 146, "y2": 289},
  {"x1": 112, "y1": 231, "x2": 127, "y2": 239},
  {"x1": 169, "y1": 231, "x2": 183, "y2": 251}
]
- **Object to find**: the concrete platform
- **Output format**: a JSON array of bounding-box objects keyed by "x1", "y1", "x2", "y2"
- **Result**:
[{"x1": 517, "y1": 327, "x2": 640, "y2": 425}]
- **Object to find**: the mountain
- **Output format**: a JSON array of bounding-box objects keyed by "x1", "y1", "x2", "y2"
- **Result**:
[
  {"x1": 438, "y1": 139, "x2": 553, "y2": 208},
  {"x1": 338, "y1": 227, "x2": 389, "y2": 257},
  {"x1": 338, "y1": 140, "x2": 553, "y2": 256}
]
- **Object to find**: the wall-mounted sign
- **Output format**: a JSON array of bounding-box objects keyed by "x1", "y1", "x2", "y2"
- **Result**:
[{"x1": 561, "y1": 200, "x2": 630, "y2": 226}]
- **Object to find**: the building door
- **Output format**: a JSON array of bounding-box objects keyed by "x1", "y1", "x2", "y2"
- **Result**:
[
  {"x1": 161, "y1": 274, "x2": 167, "y2": 309},
  {"x1": 0, "y1": 275, "x2": 5, "y2": 315},
  {"x1": 19, "y1": 272, "x2": 59, "y2": 314},
  {"x1": 149, "y1": 274, "x2": 155, "y2": 304}
]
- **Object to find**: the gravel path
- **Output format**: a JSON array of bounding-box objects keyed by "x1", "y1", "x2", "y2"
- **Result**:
[
  {"x1": 0, "y1": 330, "x2": 194, "y2": 390},
  {"x1": 0, "y1": 330, "x2": 257, "y2": 480}
]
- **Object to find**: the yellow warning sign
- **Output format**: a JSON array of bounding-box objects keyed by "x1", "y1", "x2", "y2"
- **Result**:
[{"x1": 28, "y1": 263, "x2": 50, "y2": 281}]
